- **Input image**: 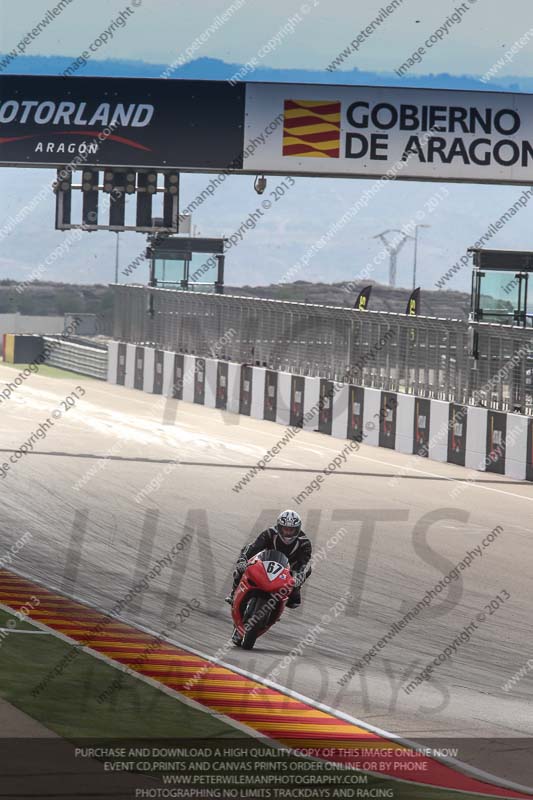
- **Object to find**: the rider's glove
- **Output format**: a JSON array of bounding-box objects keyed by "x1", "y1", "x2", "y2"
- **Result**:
[
  {"x1": 291, "y1": 570, "x2": 303, "y2": 588},
  {"x1": 235, "y1": 557, "x2": 247, "y2": 575},
  {"x1": 292, "y1": 565, "x2": 310, "y2": 588}
]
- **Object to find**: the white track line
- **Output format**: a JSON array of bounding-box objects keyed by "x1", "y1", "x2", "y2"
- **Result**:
[
  {"x1": 0, "y1": 628, "x2": 50, "y2": 634},
  {"x1": 299, "y1": 442, "x2": 533, "y2": 502}
]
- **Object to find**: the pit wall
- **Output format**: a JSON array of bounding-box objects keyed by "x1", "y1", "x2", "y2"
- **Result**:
[{"x1": 107, "y1": 342, "x2": 532, "y2": 483}]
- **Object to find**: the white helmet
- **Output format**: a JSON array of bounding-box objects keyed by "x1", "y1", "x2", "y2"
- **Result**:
[{"x1": 276, "y1": 509, "x2": 302, "y2": 544}]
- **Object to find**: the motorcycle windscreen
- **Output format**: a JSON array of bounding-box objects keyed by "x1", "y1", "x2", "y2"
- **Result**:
[{"x1": 255, "y1": 549, "x2": 289, "y2": 567}]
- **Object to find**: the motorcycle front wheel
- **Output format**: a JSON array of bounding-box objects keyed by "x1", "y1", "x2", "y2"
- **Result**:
[
  {"x1": 241, "y1": 594, "x2": 271, "y2": 650},
  {"x1": 231, "y1": 627, "x2": 242, "y2": 647}
]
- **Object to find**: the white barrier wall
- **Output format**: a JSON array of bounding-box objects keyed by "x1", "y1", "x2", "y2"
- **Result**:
[
  {"x1": 107, "y1": 340, "x2": 118, "y2": 384},
  {"x1": 142, "y1": 348, "x2": 155, "y2": 394},
  {"x1": 276, "y1": 372, "x2": 292, "y2": 427},
  {"x1": 227, "y1": 363, "x2": 241, "y2": 414},
  {"x1": 465, "y1": 407, "x2": 488, "y2": 472},
  {"x1": 107, "y1": 342, "x2": 533, "y2": 483},
  {"x1": 125, "y1": 344, "x2": 136, "y2": 389},
  {"x1": 163, "y1": 351, "x2": 175, "y2": 396},
  {"x1": 182, "y1": 355, "x2": 196, "y2": 403},
  {"x1": 429, "y1": 400, "x2": 450, "y2": 463},
  {"x1": 250, "y1": 367, "x2": 266, "y2": 419},
  {"x1": 303, "y1": 377, "x2": 321, "y2": 431},
  {"x1": 505, "y1": 413, "x2": 528, "y2": 480},
  {"x1": 331, "y1": 383, "x2": 349, "y2": 440},
  {"x1": 395, "y1": 394, "x2": 415, "y2": 455},
  {"x1": 204, "y1": 359, "x2": 218, "y2": 409},
  {"x1": 362, "y1": 388, "x2": 380, "y2": 447}
]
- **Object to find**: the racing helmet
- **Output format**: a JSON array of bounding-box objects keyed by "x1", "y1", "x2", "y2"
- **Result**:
[{"x1": 276, "y1": 509, "x2": 302, "y2": 545}]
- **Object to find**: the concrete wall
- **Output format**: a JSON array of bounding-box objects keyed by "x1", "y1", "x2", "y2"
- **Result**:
[
  {"x1": 0, "y1": 314, "x2": 65, "y2": 336},
  {"x1": 107, "y1": 341, "x2": 533, "y2": 484}
]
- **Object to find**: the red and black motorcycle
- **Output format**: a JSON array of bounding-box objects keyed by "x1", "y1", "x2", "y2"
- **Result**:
[{"x1": 231, "y1": 549, "x2": 294, "y2": 650}]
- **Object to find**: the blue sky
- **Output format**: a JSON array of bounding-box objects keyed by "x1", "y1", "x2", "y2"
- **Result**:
[
  {"x1": 2, "y1": 0, "x2": 533, "y2": 78},
  {"x1": 1, "y1": 0, "x2": 533, "y2": 292}
]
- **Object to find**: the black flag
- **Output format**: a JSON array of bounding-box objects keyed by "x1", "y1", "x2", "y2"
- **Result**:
[
  {"x1": 406, "y1": 287, "x2": 420, "y2": 316},
  {"x1": 354, "y1": 285, "x2": 372, "y2": 310}
]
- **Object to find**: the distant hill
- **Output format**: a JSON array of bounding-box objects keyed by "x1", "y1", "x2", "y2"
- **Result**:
[
  {"x1": 226, "y1": 279, "x2": 471, "y2": 319},
  {"x1": 0, "y1": 280, "x2": 112, "y2": 316},
  {"x1": 0, "y1": 279, "x2": 469, "y2": 319},
  {"x1": 0, "y1": 54, "x2": 529, "y2": 92}
]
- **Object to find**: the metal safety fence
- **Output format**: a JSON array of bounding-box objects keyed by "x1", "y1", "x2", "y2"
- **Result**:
[
  {"x1": 112, "y1": 285, "x2": 533, "y2": 414},
  {"x1": 43, "y1": 337, "x2": 108, "y2": 380}
]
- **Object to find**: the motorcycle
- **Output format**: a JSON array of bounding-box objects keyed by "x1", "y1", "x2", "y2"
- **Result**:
[{"x1": 231, "y1": 549, "x2": 295, "y2": 650}]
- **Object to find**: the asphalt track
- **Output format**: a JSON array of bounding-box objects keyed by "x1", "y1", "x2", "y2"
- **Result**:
[{"x1": 0, "y1": 363, "x2": 532, "y2": 788}]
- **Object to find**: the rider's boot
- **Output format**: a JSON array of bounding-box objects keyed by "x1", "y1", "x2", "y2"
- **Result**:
[{"x1": 286, "y1": 586, "x2": 301, "y2": 609}]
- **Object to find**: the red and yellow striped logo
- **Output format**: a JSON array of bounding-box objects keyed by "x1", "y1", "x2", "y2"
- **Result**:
[{"x1": 283, "y1": 99, "x2": 341, "y2": 158}]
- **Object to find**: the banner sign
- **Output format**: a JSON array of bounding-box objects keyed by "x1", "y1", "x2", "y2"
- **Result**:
[
  {"x1": 448, "y1": 403, "x2": 467, "y2": 466},
  {"x1": 290, "y1": 375, "x2": 305, "y2": 427},
  {"x1": 134, "y1": 346, "x2": 144, "y2": 391},
  {"x1": 239, "y1": 366, "x2": 253, "y2": 416},
  {"x1": 527, "y1": 418, "x2": 533, "y2": 482},
  {"x1": 116, "y1": 342, "x2": 127, "y2": 386},
  {"x1": 413, "y1": 397, "x2": 430, "y2": 456},
  {"x1": 318, "y1": 379, "x2": 334, "y2": 436},
  {"x1": 194, "y1": 358, "x2": 205, "y2": 405},
  {"x1": 378, "y1": 392, "x2": 397, "y2": 449},
  {"x1": 244, "y1": 83, "x2": 533, "y2": 184},
  {"x1": 264, "y1": 370, "x2": 278, "y2": 422},
  {"x1": 0, "y1": 75, "x2": 245, "y2": 169},
  {"x1": 4, "y1": 76, "x2": 533, "y2": 185},
  {"x1": 216, "y1": 362, "x2": 228, "y2": 410},
  {"x1": 347, "y1": 385, "x2": 364, "y2": 441},
  {"x1": 153, "y1": 350, "x2": 164, "y2": 395},
  {"x1": 172, "y1": 354, "x2": 184, "y2": 400},
  {"x1": 486, "y1": 410, "x2": 506, "y2": 474}
]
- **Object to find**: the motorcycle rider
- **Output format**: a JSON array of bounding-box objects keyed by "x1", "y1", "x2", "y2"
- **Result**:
[{"x1": 225, "y1": 510, "x2": 312, "y2": 609}]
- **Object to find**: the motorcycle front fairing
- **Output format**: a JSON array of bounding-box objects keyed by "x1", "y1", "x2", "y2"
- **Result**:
[{"x1": 232, "y1": 549, "x2": 294, "y2": 637}]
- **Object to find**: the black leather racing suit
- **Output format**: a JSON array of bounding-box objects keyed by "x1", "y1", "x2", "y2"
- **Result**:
[{"x1": 231, "y1": 527, "x2": 312, "y2": 606}]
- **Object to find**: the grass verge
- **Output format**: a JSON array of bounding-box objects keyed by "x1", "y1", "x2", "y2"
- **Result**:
[
  {"x1": 0, "y1": 606, "x2": 232, "y2": 738},
  {"x1": 0, "y1": 359, "x2": 98, "y2": 381}
]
